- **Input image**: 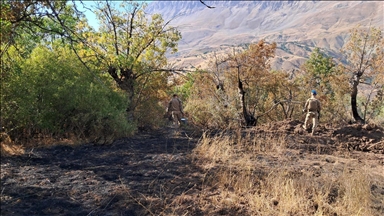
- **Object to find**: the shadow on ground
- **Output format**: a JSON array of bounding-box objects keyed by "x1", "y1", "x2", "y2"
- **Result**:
[
  {"x1": 1, "y1": 121, "x2": 383, "y2": 215},
  {"x1": 1, "y1": 127, "x2": 203, "y2": 216}
]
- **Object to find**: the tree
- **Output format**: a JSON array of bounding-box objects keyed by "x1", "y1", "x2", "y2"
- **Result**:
[
  {"x1": 360, "y1": 34, "x2": 384, "y2": 122},
  {"x1": 196, "y1": 40, "x2": 280, "y2": 127},
  {"x1": 341, "y1": 25, "x2": 384, "y2": 123},
  {"x1": 263, "y1": 71, "x2": 301, "y2": 121},
  {"x1": 298, "y1": 48, "x2": 350, "y2": 123},
  {"x1": 76, "y1": 0, "x2": 181, "y2": 120},
  {"x1": 185, "y1": 41, "x2": 301, "y2": 128},
  {"x1": 1, "y1": 43, "x2": 133, "y2": 142},
  {"x1": 302, "y1": 48, "x2": 335, "y2": 92},
  {"x1": 1, "y1": 0, "x2": 181, "y2": 132},
  {"x1": 0, "y1": 0, "x2": 84, "y2": 57},
  {"x1": 228, "y1": 40, "x2": 277, "y2": 126}
]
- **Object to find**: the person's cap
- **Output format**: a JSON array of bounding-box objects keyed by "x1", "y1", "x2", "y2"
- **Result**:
[{"x1": 311, "y1": 90, "x2": 317, "y2": 95}]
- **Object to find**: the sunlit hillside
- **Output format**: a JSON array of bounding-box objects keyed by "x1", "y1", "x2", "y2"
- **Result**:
[{"x1": 146, "y1": 1, "x2": 383, "y2": 71}]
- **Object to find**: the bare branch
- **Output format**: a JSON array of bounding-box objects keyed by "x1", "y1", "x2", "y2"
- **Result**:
[{"x1": 199, "y1": 0, "x2": 215, "y2": 9}]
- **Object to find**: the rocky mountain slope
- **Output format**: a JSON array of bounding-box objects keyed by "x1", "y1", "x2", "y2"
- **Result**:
[{"x1": 146, "y1": 1, "x2": 383, "y2": 71}]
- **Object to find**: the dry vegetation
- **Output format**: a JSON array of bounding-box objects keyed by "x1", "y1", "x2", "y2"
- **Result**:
[
  {"x1": 0, "y1": 133, "x2": 24, "y2": 156},
  {"x1": 1, "y1": 1, "x2": 383, "y2": 215},
  {"x1": 190, "y1": 125, "x2": 384, "y2": 216},
  {"x1": 1, "y1": 121, "x2": 383, "y2": 216}
]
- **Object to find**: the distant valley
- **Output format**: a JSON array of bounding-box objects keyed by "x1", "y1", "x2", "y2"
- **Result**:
[{"x1": 146, "y1": 1, "x2": 383, "y2": 71}]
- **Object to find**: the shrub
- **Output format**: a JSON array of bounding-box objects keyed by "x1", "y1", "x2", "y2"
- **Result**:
[{"x1": 1, "y1": 45, "x2": 134, "y2": 144}]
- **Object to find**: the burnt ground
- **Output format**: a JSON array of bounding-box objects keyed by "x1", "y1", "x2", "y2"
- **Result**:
[
  {"x1": 1, "y1": 121, "x2": 384, "y2": 216},
  {"x1": 1, "y1": 126, "x2": 203, "y2": 216}
]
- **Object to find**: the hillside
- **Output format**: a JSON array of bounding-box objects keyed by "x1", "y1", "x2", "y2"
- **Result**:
[{"x1": 146, "y1": 1, "x2": 383, "y2": 71}]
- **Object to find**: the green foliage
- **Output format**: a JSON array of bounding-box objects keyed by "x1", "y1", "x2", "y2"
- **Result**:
[
  {"x1": 76, "y1": 0, "x2": 182, "y2": 125},
  {"x1": 184, "y1": 71, "x2": 236, "y2": 128},
  {"x1": 2, "y1": 0, "x2": 382, "y2": 143},
  {"x1": 133, "y1": 71, "x2": 172, "y2": 129},
  {"x1": 2, "y1": 0, "x2": 183, "y2": 140},
  {"x1": 0, "y1": 1, "x2": 12, "y2": 41},
  {"x1": 1, "y1": 45, "x2": 134, "y2": 142},
  {"x1": 172, "y1": 73, "x2": 195, "y2": 103},
  {"x1": 1, "y1": 0, "x2": 84, "y2": 57},
  {"x1": 298, "y1": 47, "x2": 350, "y2": 123},
  {"x1": 135, "y1": 97, "x2": 168, "y2": 130},
  {"x1": 88, "y1": 1, "x2": 181, "y2": 72},
  {"x1": 305, "y1": 48, "x2": 335, "y2": 77}
]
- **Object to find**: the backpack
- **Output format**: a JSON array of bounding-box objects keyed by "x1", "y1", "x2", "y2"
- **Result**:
[{"x1": 307, "y1": 98, "x2": 319, "y2": 111}]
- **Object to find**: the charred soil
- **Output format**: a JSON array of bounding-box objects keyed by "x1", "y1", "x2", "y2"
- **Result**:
[{"x1": 1, "y1": 121, "x2": 383, "y2": 215}]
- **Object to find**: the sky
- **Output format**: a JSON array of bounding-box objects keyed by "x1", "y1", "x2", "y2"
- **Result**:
[
  {"x1": 75, "y1": 1, "x2": 99, "y2": 30},
  {"x1": 75, "y1": 1, "x2": 153, "y2": 30}
]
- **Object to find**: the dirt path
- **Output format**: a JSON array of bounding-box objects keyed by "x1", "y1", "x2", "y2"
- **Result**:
[{"x1": 1, "y1": 126, "x2": 203, "y2": 216}]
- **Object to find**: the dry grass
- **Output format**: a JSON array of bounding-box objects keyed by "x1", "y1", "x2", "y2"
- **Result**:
[
  {"x1": 1, "y1": 131, "x2": 111, "y2": 157},
  {"x1": 0, "y1": 132, "x2": 24, "y2": 156},
  {"x1": 3, "y1": 126, "x2": 380, "y2": 215},
  {"x1": 190, "y1": 130, "x2": 377, "y2": 216}
]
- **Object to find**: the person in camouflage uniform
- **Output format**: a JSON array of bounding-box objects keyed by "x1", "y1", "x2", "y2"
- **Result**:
[
  {"x1": 303, "y1": 90, "x2": 321, "y2": 135},
  {"x1": 167, "y1": 94, "x2": 184, "y2": 127}
]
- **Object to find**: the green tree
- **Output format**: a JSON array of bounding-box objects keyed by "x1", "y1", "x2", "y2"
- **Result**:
[
  {"x1": 302, "y1": 48, "x2": 335, "y2": 92},
  {"x1": 0, "y1": 0, "x2": 84, "y2": 57},
  {"x1": 1, "y1": 0, "x2": 181, "y2": 136},
  {"x1": 184, "y1": 70, "x2": 229, "y2": 128},
  {"x1": 1, "y1": 43, "x2": 133, "y2": 142},
  {"x1": 298, "y1": 48, "x2": 349, "y2": 123},
  {"x1": 76, "y1": 0, "x2": 181, "y2": 120}
]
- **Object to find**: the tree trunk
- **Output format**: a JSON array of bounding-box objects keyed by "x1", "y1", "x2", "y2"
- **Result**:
[
  {"x1": 108, "y1": 66, "x2": 136, "y2": 120},
  {"x1": 238, "y1": 78, "x2": 257, "y2": 126},
  {"x1": 351, "y1": 73, "x2": 365, "y2": 123}
]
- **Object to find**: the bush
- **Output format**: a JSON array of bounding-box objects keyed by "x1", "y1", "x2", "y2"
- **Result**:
[{"x1": 1, "y1": 45, "x2": 134, "y2": 144}]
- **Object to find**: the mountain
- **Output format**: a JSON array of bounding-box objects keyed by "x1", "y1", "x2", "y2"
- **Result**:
[{"x1": 146, "y1": 1, "x2": 383, "y2": 71}]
